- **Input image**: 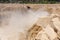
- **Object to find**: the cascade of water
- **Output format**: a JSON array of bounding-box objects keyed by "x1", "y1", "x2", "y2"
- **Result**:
[{"x1": 0, "y1": 7, "x2": 49, "y2": 40}]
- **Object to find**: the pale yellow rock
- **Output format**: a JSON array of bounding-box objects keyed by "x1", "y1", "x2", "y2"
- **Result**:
[{"x1": 52, "y1": 17, "x2": 60, "y2": 31}]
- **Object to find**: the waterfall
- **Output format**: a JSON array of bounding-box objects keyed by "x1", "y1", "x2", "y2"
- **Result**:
[{"x1": 0, "y1": 7, "x2": 49, "y2": 40}]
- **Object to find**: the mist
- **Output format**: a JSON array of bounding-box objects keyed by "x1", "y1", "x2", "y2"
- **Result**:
[{"x1": 0, "y1": 8, "x2": 49, "y2": 40}]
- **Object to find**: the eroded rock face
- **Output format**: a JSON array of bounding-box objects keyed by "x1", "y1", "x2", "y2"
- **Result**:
[{"x1": 29, "y1": 14, "x2": 60, "y2": 40}]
